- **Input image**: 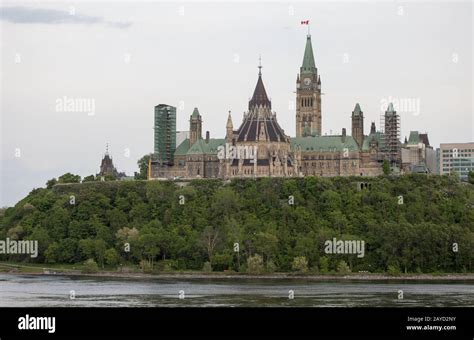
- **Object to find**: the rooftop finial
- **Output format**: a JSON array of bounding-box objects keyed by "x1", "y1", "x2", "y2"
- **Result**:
[
  {"x1": 258, "y1": 55, "x2": 262, "y2": 76},
  {"x1": 105, "y1": 142, "x2": 109, "y2": 155}
]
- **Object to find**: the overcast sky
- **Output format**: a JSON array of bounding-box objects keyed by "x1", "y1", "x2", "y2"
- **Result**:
[{"x1": 1, "y1": 1, "x2": 473, "y2": 207}]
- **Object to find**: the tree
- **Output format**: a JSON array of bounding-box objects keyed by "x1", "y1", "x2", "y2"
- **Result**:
[
  {"x1": 135, "y1": 154, "x2": 152, "y2": 180},
  {"x1": 382, "y1": 160, "x2": 390, "y2": 175},
  {"x1": 254, "y1": 231, "x2": 278, "y2": 263},
  {"x1": 200, "y1": 226, "x2": 221, "y2": 265},
  {"x1": 468, "y1": 171, "x2": 474, "y2": 184},
  {"x1": 45, "y1": 242, "x2": 61, "y2": 263},
  {"x1": 138, "y1": 231, "x2": 160, "y2": 268},
  {"x1": 46, "y1": 178, "x2": 57, "y2": 189},
  {"x1": 82, "y1": 175, "x2": 96, "y2": 183},
  {"x1": 319, "y1": 256, "x2": 329, "y2": 274},
  {"x1": 104, "y1": 248, "x2": 119, "y2": 267},
  {"x1": 58, "y1": 173, "x2": 81, "y2": 184}
]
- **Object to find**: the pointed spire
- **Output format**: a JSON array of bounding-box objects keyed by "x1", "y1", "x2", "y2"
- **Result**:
[
  {"x1": 352, "y1": 103, "x2": 363, "y2": 117},
  {"x1": 105, "y1": 143, "x2": 109, "y2": 155},
  {"x1": 370, "y1": 122, "x2": 376, "y2": 134},
  {"x1": 191, "y1": 107, "x2": 200, "y2": 118},
  {"x1": 301, "y1": 34, "x2": 316, "y2": 73},
  {"x1": 258, "y1": 55, "x2": 262, "y2": 76},
  {"x1": 386, "y1": 102, "x2": 395, "y2": 113},
  {"x1": 226, "y1": 110, "x2": 233, "y2": 128},
  {"x1": 249, "y1": 61, "x2": 271, "y2": 110}
]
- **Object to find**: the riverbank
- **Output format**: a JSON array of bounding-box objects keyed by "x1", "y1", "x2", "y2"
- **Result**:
[{"x1": 1, "y1": 263, "x2": 473, "y2": 281}]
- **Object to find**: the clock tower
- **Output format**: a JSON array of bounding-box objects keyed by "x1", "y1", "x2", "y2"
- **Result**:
[{"x1": 296, "y1": 34, "x2": 321, "y2": 137}]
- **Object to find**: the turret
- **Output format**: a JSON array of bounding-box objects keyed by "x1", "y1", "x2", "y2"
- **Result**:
[
  {"x1": 189, "y1": 107, "x2": 202, "y2": 146},
  {"x1": 351, "y1": 103, "x2": 364, "y2": 148},
  {"x1": 226, "y1": 111, "x2": 233, "y2": 143}
]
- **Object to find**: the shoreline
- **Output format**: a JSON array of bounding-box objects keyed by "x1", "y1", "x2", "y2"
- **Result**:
[{"x1": 2, "y1": 269, "x2": 474, "y2": 281}]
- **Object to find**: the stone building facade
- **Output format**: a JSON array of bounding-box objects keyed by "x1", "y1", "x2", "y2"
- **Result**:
[{"x1": 148, "y1": 34, "x2": 406, "y2": 180}]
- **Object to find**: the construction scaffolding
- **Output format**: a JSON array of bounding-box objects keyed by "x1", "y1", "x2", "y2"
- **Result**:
[
  {"x1": 154, "y1": 104, "x2": 176, "y2": 166},
  {"x1": 380, "y1": 109, "x2": 401, "y2": 166}
]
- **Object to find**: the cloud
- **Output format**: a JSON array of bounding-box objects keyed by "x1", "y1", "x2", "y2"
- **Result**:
[{"x1": 0, "y1": 6, "x2": 131, "y2": 28}]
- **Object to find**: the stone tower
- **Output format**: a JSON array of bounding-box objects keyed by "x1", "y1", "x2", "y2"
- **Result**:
[
  {"x1": 189, "y1": 107, "x2": 202, "y2": 146},
  {"x1": 296, "y1": 34, "x2": 321, "y2": 137},
  {"x1": 226, "y1": 111, "x2": 233, "y2": 144},
  {"x1": 351, "y1": 103, "x2": 364, "y2": 148}
]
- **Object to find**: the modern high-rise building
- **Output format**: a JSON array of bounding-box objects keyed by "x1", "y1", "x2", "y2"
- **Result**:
[
  {"x1": 154, "y1": 104, "x2": 176, "y2": 165},
  {"x1": 439, "y1": 143, "x2": 474, "y2": 180}
]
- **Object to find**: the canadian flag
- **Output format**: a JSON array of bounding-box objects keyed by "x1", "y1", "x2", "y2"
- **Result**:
[{"x1": 301, "y1": 20, "x2": 309, "y2": 25}]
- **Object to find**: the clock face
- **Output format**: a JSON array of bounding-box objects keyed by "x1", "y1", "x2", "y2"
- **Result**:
[{"x1": 304, "y1": 78, "x2": 311, "y2": 85}]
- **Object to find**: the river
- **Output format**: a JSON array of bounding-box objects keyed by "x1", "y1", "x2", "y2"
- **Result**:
[{"x1": 0, "y1": 274, "x2": 472, "y2": 307}]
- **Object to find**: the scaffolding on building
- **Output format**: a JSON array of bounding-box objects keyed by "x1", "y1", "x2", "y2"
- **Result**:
[
  {"x1": 154, "y1": 105, "x2": 176, "y2": 166},
  {"x1": 380, "y1": 110, "x2": 401, "y2": 166}
]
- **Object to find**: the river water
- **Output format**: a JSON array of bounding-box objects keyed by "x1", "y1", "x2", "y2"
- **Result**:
[{"x1": 0, "y1": 274, "x2": 472, "y2": 307}]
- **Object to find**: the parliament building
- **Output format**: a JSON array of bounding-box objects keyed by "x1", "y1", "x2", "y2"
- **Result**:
[{"x1": 149, "y1": 34, "x2": 403, "y2": 179}]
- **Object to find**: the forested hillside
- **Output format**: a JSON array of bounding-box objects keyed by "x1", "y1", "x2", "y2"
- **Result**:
[{"x1": 1, "y1": 175, "x2": 473, "y2": 274}]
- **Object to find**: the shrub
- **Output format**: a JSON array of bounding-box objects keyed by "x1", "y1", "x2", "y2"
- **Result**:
[
  {"x1": 247, "y1": 254, "x2": 264, "y2": 274},
  {"x1": 337, "y1": 260, "x2": 351, "y2": 275},
  {"x1": 266, "y1": 260, "x2": 277, "y2": 273},
  {"x1": 83, "y1": 258, "x2": 99, "y2": 273},
  {"x1": 212, "y1": 253, "x2": 233, "y2": 271},
  {"x1": 387, "y1": 264, "x2": 401, "y2": 276},
  {"x1": 140, "y1": 259, "x2": 153, "y2": 273},
  {"x1": 202, "y1": 261, "x2": 212, "y2": 272},
  {"x1": 156, "y1": 259, "x2": 177, "y2": 272},
  {"x1": 104, "y1": 248, "x2": 119, "y2": 267},
  {"x1": 292, "y1": 256, "x2": 308, "y2": 273},
  {"x1": 319, "y1": 256, "x2": 329, "y2": 274}
]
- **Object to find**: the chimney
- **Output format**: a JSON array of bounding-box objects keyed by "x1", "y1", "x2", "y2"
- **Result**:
[
  {"x1": 206, "y1": 131, "x2": 210, "y2": 143},
  {"x1": 342, "y1": 128, "x2": 346, "y2": 142}
]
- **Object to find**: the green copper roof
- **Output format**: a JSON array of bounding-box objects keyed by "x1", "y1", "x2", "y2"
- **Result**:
[
  {"x1": 352, "y1": 103, "x2": 363, "y2": 117},
  {"x1": 175, "y1": 139, "x2": 191, "y2": 156},
  {"x1": 191, "y1": 107, "x2": 200, "y2": 118},
  {"x1": 291, "y1": 136, "x2": 359, "y2": 152},
  {"x1": 301, "y1": 35, "x2": 316, "y2": 73},
  {"x1": 362, "y1": 132, "x2": 385, "y2": 151},
  {"x1": 187, "y1": 138, "x2": 226, "y2": 155},
  {"x1": 407, "y1": 131, "x2": 420, "y2": 145}
]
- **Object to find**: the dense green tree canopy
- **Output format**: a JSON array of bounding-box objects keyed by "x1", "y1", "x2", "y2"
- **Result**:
[{"x1": 1, "y1": 175, "x2": 473, "y2": 273}]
